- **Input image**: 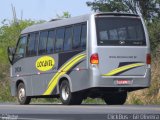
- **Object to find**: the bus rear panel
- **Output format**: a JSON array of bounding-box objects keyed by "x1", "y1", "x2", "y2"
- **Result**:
[{"x1": 88, "y1": 13, "x2": 150, "y2": 92}]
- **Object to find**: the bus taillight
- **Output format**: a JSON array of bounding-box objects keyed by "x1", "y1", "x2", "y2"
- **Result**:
[
  {"x1": 90, "y1": 53, "x2": 99, "y2": 64},
  {"x1": 146, "y1": 54, "x2": 151, "y2": 64}
]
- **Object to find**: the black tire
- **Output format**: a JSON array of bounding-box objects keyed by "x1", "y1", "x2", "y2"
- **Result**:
[
  {"x1": 60, "y1": 80, "x2": 83, "y2": 105},
  {"x1": 17, "y1": 83, "x2": 31, "y2": 105},
  {"x1": 103, "y1": 92, "x2": 127, "y2": 105}
]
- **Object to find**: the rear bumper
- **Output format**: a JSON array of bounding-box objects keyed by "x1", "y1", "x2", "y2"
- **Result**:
[{"x1": 89, "y1": 68, "x2": 151, "y2": 89}]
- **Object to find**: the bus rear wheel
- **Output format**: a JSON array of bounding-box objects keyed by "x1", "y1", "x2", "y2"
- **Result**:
[
  {"x1": 60, "y1": 80, "x2": 83, "y2": 105},
  {"x1": 17, "y1": 83, "x2": 31, "y2": 105},
  {"x1": 103, "y1": 92, "x2": 127, "y2": 105}
]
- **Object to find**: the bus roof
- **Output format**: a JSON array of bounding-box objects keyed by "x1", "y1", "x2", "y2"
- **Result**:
[
  {"x1": 21, "y1": 12, "x2": 140, "y2": 34},
  {"x1": 21, "y1": 14, "x2": 90, "y2": 34}
]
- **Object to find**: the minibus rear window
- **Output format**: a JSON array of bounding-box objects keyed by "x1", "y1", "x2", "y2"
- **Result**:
[{"x1": 96, "y1": 17, "x2": 146, "y2": 46}]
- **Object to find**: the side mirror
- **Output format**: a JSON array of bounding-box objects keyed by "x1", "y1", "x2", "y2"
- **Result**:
[{"x1": 7, "y1": 47, "x2": 15, "y2": 65}]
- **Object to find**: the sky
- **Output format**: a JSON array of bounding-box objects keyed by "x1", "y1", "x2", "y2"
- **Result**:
[{"x1": 0, "y1": 0, "x2": 92, "y2": 23}]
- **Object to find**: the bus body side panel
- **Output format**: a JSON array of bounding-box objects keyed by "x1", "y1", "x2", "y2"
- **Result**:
[
  {"x1": 25, "y1": 54, "x2": 59, "y2": 96},
  {"x1": 11, "y1": 51, "x2": 88, "y2": 96},
  {"x1": 10, "y1": 17, "x2": 90, "y2": 97},
  {"x1": 11, "y1": 54, "x2": 59, "y2": 96},
  {"x1": 66, "y1": 59, "x2": 90, "y2": 92},
  {"x1": 10, "y1": 77, "x2": 26, "y2": 96},
  {"x1": 42, "y1": 51, "x2": 88, "y2": 96},
  {"x1": 10, "y1": 59, "x2": 33, "y2": 96}
]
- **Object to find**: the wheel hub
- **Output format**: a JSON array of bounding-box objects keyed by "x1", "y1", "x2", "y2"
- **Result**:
[
  {"x1": 62, "y1": 85, "x2": 69, "y2": 100},
  {"x1": 19, "y1": 88, "x2": 25, "y2": 101}
]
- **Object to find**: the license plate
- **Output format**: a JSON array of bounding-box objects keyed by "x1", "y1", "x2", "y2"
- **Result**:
[{"x1": 115, "y1": 80, "x2": 133, "y2": 85}]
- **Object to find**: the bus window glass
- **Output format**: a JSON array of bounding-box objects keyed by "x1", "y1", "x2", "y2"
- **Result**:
[
  {"x1": 64, "y1": 27, "x2": 72, "y2": 51},
  {"x1": 27, "y1": 33, "x2": 36, "y2": 56},
  {"x1": 128, "y1": 26, "x2": 136, "y2": 40},
  {"x1": 34, "y1": 32, "x2": 39, "y2": 55},
  {"x1": 109, "y1": 29, "x2": 118, "y2": 40},
  {"x1": 81, "y1": 24, "x2": 87, "y2": 49},
  {"x1": 55, "y1": 28, "x2": 64, "y2": 52},
  {"x1": 47, "y1": 30, "x2": 55, "y2": 54},
  {"x1": 96, "y1": 17, "x2": 146, "y2": 46},
  {"x1": 73, "y1": 25, "x2": 81, "y2": 49},
  {"x1": 15, "y1": 36, "x2": 27, "y2": 59},
  {"x1": 99, "y1": 31, "x2": 108, "y2": 40},
  {"x1": 38, "y1": 31, "x2": 48, "y2": 55},
  {"x1": 136, "y1": 26, "x2": 144, "y2": 40},
  {"x1": 118, "y1": 27, "x2": 127, "y2": 40}
]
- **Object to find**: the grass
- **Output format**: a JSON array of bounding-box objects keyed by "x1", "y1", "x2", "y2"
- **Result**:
[{"x1": 83, "y1": 98, "x2": 105, "y2": 104}]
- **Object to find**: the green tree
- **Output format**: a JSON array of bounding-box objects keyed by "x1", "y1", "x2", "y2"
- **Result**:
[
  {"x1": 147, "y1": 19, "x2": 160, "y2": 54},
  {"x1": 56, "y1": 11, "x2": 71, "y2": 18},
  {"x1": 0, "y1": 19, "x2": 44, "y2": 64},
  {"x1": 86, "y1": 0, "x2": 160, "y2": 20},
  {"x1": 0, "y1": 19, "x2": 44, "y2": 102},
  {"x1": 87, "y1": 0, "x2": 130, "y2": 12},
  {"x1": 138, "y1": 0, "x2": 160, "y2": 20}
]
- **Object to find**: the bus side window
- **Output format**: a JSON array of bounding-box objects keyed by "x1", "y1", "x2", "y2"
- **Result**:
[
  {"x1": 81, "y1": 24, "x2": 87, "y2": 49},
  {"x1": 34, "y1": 32, "x2": 39, "y2": 55},
  {"x1": 73, "y1": 24, "x2": 81, "y2": 49},
  {"x1": 55, "y1": 28, "x2": 64, "y2": 52},
  {"x1": 46, "y1": 30, "x2": 55, "y2": 54},
  {"x1": 26, "y1": 33, "x2": 36, "y2": 57},
  {"x1": 38, "y1": 31, "x2": 48, "y2": 55},
  {"x1": 64, "y1": 27, "x2": 72, "y2": 51},
  {"x1": 14, "y1": 36, "x2": 27, "y2": 60}
]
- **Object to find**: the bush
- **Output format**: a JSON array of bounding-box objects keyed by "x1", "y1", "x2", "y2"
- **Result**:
[
  {"x1": 147, "y1": 19, "x2": 160, "y2": 55},
  {"x1": 127, "y1": 48, "x2": 160, "y2": 105}
]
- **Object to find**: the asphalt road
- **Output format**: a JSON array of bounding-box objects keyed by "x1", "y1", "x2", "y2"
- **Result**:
[{"x1": 0, "y1": 104, "x2": 160, "y2": 120}]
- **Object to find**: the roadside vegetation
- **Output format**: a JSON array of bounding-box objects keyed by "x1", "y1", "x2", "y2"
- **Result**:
[
  {"x1": 0, "y1": 1, "x2": 160, "y2": 104},
  {"x1": 0, "y1": 20, "x2": 44, "y2": 102}
]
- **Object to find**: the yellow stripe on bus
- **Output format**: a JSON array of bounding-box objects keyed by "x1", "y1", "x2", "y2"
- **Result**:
[
  {"x1": 102, "y1": 63, "x2": 145, "y2": 76},
  {"x1": 48, "y1": 53, "x2": 85, "y2": 86},
  {"x1": 43, "y1": 53, "x2": 86, "y2": 95}
]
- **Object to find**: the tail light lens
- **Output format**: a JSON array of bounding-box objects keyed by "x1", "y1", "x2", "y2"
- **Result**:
[
  {"x1": 146, "y1": 54, "x2": 151, "y2": 64},
  {"x1": 90, "y1": 53, "x2": 99, "y2": 64}
]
